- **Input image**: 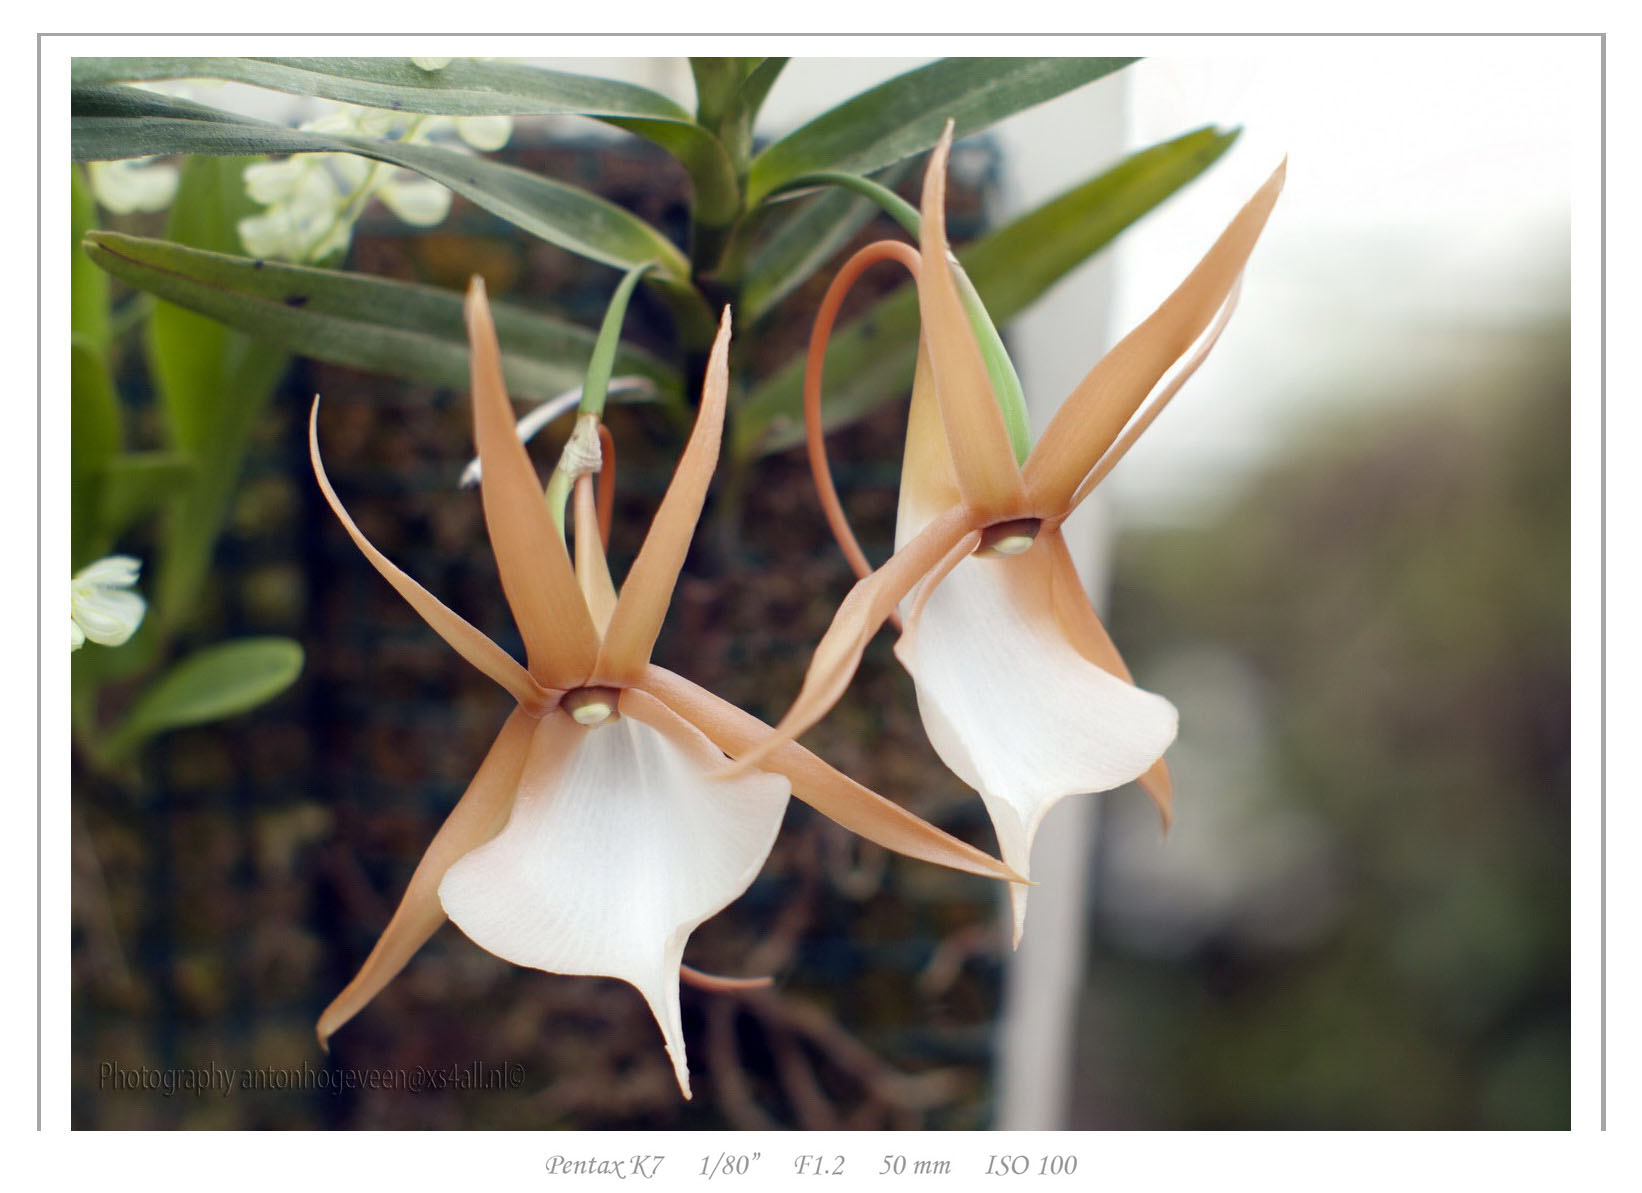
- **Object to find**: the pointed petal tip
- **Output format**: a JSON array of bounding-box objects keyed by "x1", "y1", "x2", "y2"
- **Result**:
[{"x1": 1140, "y1": 757, "x2": 1175, "y2": 835}]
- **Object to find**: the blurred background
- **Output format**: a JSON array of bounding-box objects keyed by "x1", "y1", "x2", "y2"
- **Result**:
[{"x1": 71, "y1": 45, "x2": 1575, "y2": 1129}]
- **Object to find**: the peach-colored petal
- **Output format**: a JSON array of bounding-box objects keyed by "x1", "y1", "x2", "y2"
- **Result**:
[
  {"x1": 1063, "y1": 281, "x2": 1243, "y2": 516},
  {"x1": 439, "y1": 686, "x2": 788, "y2": 1098},
  {"x1": 1023, "y1": 163, "x2": 1284, "y2": 516},
  {"x1": 573, "y1": 474, "x2": 617, "y2": 637},
  {"x1": 639, "y1": 665, "x2": 1020, "y2": 883},
  {"x1": 309, "y1": 400, "x2": 551, "y2": 713},
  {"x1": 595, "y1": 308, "x2": 733, "y2": 685},
  {"x1": 465, "y1": 278, "x2": 599, "y2": 689},
  {"x1": 917, "y1": 123, "x2": 1028, "y2": 522},
  {"x1": 315, "y1": 707, "x2": 540, "y2": 1047},
  {"x1": 722, "y1": 505, "x2": 978, "y2": 778},
  {"x1": 895, "y1": 335, "x2": 964, "y2": 547},
  {"x1": 1041, "y1": 529, "x2": 1173, "y2": 828}
]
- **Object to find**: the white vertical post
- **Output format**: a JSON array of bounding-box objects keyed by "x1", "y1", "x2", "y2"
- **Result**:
[{"x1": 991, "y1": 77, "x2": 1129, "y2": 1131}]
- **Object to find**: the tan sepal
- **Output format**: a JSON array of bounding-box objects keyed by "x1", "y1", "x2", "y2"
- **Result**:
[
  {"x1": 465, "y1": 277, "x2": 599, "y2": 689},
  {"x1": 917, "y1": 122, "x2": 1028, "y2": 521},
  {"x1": 309, "y1": 400, "x2": 552, "y2": 713},
  {"x1": 1024, "y1": 162, "x2": 1286, "y2": 517},
  {"x1": 1041, "y1": 529, "x2": 1173, "y2": 830},
  {"x1": 574, "y1": 474, "x2": 618, "y2": 636},
  {"x1": 1065, "y1": 279, "x2": 1243, "y2": 513},
  {"x1": 679, "y1": 964, "x2": 773, "y2": 992},
  {"x1": 315, "y1": 707, "x2": 546, "y2": 1047},
  {"x1": 895, "y1": 335, "x2": 963, "y2": 534},
  {"x1": 596, "y1": 307, "x2": 733, "y2": 684},
  {"x1": 721, "y1": 504, "x2": 977, "y2": 778},
  {"x1": 637, "y1": 667, "x2": 1022, "y2": 883}
]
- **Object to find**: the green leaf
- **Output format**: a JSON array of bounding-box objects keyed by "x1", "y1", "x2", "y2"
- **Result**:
[
  {"x1": 107, "y1": 637, "x2": 304, "y2": 754},
  {"x1": 146, "y1": 155, "x2": 263, "y2": 450},
  {"x1": 84, "y1": 231, "x2": 681, "y2": 405},
  {"x1": 73, "y1": 56, "x2": 694, "y2": 121},
  {"x1": 141, "y1": 157, "x2": 290, "y2": 626},
  {"x1": 727, "y1": 58, "x2": 788, "y2": 132},
  {"x1": 70, "y1": 57, "x2": 744, "y2": 218},
  {"x1": 689, "y1": 58, "x2": 747, "y2": 129},
  {"x1": 733, "y1": 125, "x2": 1240, "y2": 459},
  {"x1": 71, "y1": 165, "x2": 110, "y2": 349},
  {"x1": 71, "y1": 336, "x2": 121, "y2": 568},
  {"x1": 738, "y1": 187, "x2": 881, "y2": 323},
  {"x1": 746, "y1": 57, "x2": 1135, "y2": 205},
  {"x1": 100, "y1": 451, "x2": 196, "y2": 541},
  {"x1": 72, "y1": 85, "x2": 703, "y2": 289}
]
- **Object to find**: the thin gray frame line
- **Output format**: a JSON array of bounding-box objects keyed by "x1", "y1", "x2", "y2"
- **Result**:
[
  {"x1": 41, "y1": 30, "x2": 1605, "y2": 37},
  {"x1": 1598, "y1": 31, "x2": 1607, "y2": 1135},
  {"x1": 35, "y1": 28, "x2": 43, "y2": 1136}
]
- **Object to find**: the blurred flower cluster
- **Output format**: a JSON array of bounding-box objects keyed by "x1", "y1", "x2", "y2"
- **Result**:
[{"x1": 239, "y1": 103, "x2": 512, "y2": 263}]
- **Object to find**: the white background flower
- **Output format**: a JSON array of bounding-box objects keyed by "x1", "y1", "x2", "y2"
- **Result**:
[
  {"x1": 71, "y1": 556, "x2": 145, "y2": 651},
  {"x1": 238, "y1": 98, "x2": 512, "y2": 264}
]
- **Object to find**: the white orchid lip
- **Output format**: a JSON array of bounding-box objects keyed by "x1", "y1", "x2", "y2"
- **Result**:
[
  {"x1": 974, "y1": 517, "x2": 1042, "y2": 558},
  {"x1": 437, "y1": 705, "x2": 791, "y2": 1098}
]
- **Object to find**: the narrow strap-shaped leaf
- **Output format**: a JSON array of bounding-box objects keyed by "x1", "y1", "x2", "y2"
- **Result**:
[
  {"x1": 142, "y1": 155, "x2": 291, "y2": 626},
  {"x1": 73, "y1": 57, "x2": 696, "y2": 121},
  {"x1": 746, "y1": 57, "x2": 1134, "y2": 204},
  {"x1": 73, "y1": 86, "x2": 698, "y2": 290},
  {"x1": 74, "y1": 58, "x2": 743, "y2": 224},
  {"x1": 70, "y1": 165, "x2": 110, "y2": 349},
  {"x1": 83, "y1": 231, "x2": 680, "y2": 405},
  {"x1": 732, "y1": 126, "x2": 1239, "y2": 459},
  {"x1": 70, "y1": 336, "x2": 120, "y2": 569},
  {"x1": 739, "y1": 188, "x2": 879, "y2": 323},
  {"x1": 465, "y1": 279, "x2": 601, "y2": 690},
  {"x1": 688, "y1": 58, "x2": 748, "y2": 128},
  {"x1": 720, "y1": 58, "x2": 788, "y2": 159},
  {"x1": 595, "y1": 308, "x2": 733, "y2": 684}
]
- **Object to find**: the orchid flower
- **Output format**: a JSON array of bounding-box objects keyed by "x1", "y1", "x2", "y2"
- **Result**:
[
  {"x1": 70, "y1": 555, "x2": 146, "y2": 651},
  {"x1": 310, "y1": 278, "x2": 1017, "y2": 1097},
  {"x1": 731, "y1": 125, "x2": 1284, "y2": 944}
]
